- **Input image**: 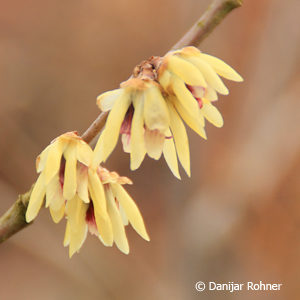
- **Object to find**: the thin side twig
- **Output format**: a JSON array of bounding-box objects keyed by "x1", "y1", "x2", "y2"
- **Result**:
[
  {"x1": 0, "y1": 0, "x2": 242, "y2": 243},
  {"x1": 81, "y1": 111, "x2": 108, "y2": 144}
]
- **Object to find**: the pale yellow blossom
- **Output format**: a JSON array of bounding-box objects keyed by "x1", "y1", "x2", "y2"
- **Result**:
[
  {"x1": 26, "y1": 131, "x2": 93, "y2": 224},
  {"x1": 94, "y1": 78, "x2": 185, "y2": 178},
  {"x1": 158, "y1": 46, "x2": 243, "y2": 130},
  {"x1": 94, "y1": 46, "x2": 242, "y2": 178},
  {"x1": 64, "y1": 167, "x2": 149, "y2": 257},
  {"x1": 26, "y1": 133, "x2": 149, "y2": 257}
]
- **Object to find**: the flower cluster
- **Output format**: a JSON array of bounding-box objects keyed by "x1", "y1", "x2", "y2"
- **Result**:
[
  {"x1": 94, "y1": 46, "x2": 242, "y2": 178},
  {"x1": 26, "y1": 47, "x2": 242, "y2": 257},
  {"x1": 26, "y1": 132, "x2": 149, "y2": 257}
]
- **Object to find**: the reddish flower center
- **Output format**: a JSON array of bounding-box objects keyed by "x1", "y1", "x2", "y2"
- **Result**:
[
  {"x1": 120, "y1": 105, "x2": 134, "y2": 135},
  {"x1": 59, "y1": 159, "x2": 66, "y2": 188},
  {"x1": 86, "y1": 202, "x2": 95, "y2": 224},
  {"x1": 86, "y1": 202, "x2": 98, "y2": 235}
]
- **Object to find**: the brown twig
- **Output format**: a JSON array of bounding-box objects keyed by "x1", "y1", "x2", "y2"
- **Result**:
[
  {"x1": 0, "y1": 187, "x2": 33, "y2": 243},
  {"x1": 172, "y1": 0, "x2": 242, "y2": 50},
  {"x1": 0, "y1": 0, "x2": 242, "y2": 243},
  {"x1": 81, "y1": 111, "x2": 108, "y2": 144}
]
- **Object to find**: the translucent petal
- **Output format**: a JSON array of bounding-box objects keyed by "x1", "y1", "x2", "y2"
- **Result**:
[
  {"x1": 65, "y1": 195, "x2": 86, "y2": 227},
  {"x1": 77, "y1": 165, "x2": 89, "y2": 204},
  {"x1": 36, "y1": 145, "x2": 51, "y2": 173},
  {"x1": 144, "y1": 129, "x2": 165, "y2": 160},
  {"x1": 130, "y1": 95, "x2": 146, "y2": 170},
  {"x1": 201, "y1": 102, "x2": 224, "y2": 128},
  {"x1": 26, "y1": 173, "x2": 46, "y2": 222},
  {"x1": 93, "y1": 90, "x2": 131, "y2": 165},
  {"x1": 205, "y1": 86, "x2": 218, "y2": 101},
  {"x1": 46, "y1": 174, "x2": 64, "y2": 210},
  {"x1": 200, "y1": 53, "x2": 243, "y2": 82},
  {"x1": 88, "y1": 169, "x2": 113, "y2": 246},
  {"x1": 106, "y1": 187, "x2": 129, "y2": 254},
  {"x1": 69, "y1": 222, "x2": 88, "y2": 258},
  {"x1": 167, "y1": 55, "x2": 207, "y2": 87},
  {"x1": 49, "y1": 203, "x2": 65, "y2": 224},
  {"x1": 65, "y1": 195, "x2": 88, "y2": 257},
  {"x1": 64, "y1": 221, "x2": 71, "y2": 247},
  {"x1": 168, "y1": 103, "x2": 191, "y2": 177},
  {"x1": 171, "y1": 76, "x2": 200, "y2": 122},
  {"x1": 110, "y1": 183, "x2": 149, "y2": 241},
  {"x1": 163, "y1": 129, "x2": 181, "y2": 179},
  {"x1": 188, "y1": 57, "x2": 229, "y2": 95},
  {"x1": 63, "y1": 145, "x2": 77, "y2": 201},
  {"x1": 158, "y1": 69, "x2": 172, "y2": 90},
  {"x1": 171, "y1": 96, "x2": 207, "y2": 139},
  {"x1": 44, "y1": 139, "x2": 64, "y2": 185},
  {"x1": 97, "y1": 89, "x2": 123, "y2": 112},
  {"x1": 121, "y1": 134, "x2": 131, "y2": 153},
  {"x1": 119, "y1": 203, "x2": 129, "y2": 226},
  {"x1": 190, "y1": 86, "x2": 205, "y2": 98},
  {"x1": 143, "y1": 86, "x2": 170, "y2": 132},
  {"x1": 76, "y1": 141, "x2": 93, "y2": 166}
]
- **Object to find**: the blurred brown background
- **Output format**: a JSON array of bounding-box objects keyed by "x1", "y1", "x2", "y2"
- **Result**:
[{"x1": 0, "y1": 0, "x2": 299, "y2": 299}]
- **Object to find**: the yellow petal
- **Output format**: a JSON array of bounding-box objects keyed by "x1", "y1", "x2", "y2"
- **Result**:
[
  {"x1": 36, "y1": 144, "x2": 51, "y2": 173},
  {"x1": 130, "y1": 95, "x2": 146, "y2": 170},
  {"x1": 64, "y1": 221, "x2": 71, "y2": 247},
  {"x1": 158, "y1": 69, "x2": 172, "y2": 90},
  {"x1": 49, "y1": 203, "x2": 65, "y2": 224},
  {"x1": 66, "y1": 195, "x2": 88, "y2": 231},
  {"x1": 45, "y1": 175, "x2": 64, "y2": 210},
  {"x1": 76, "y1": 141, "x2": 93, "y2": 166},
  {"x1": 26, "y1": 173, "x2": 46, "y2": 222},
  {"x1": 143, "y1": 86, "x2": 170, "y2": 132},
  {"x1": 106, "y1": 187, "x2": 129, "y2": 254},
  {"x1": 96, "y1": 88, "x2": 123, "y2": 112},
  {"x1": 171, "y1": 96, "x2": 207, "y2": 139},
  {"x1": 44, "y1": 139, "x2": 64, "y2": 185},
  {"x1": 119, "y1": 204, "x2": 129, "y2": 226},
  {"x1": 144, "y1": 129, "x2": 165, "y2": 160},
  {"x1": 110, "y1": 183, "x2": 150, "y2": 241},
  {"x1": 163, "y1": 130, "x2": 181, "y2": 179},
  {"x1": 190, "y1": 86, "x2": 205, "y2": 98},
  {"x1": 205, "y1": 86, "x2": 218, "y2": 101},
  {"x1": 201, "y1": 102, "x2": 224, "y2": 128},
  {"x1": 171, "y1": 76, "x2": 200, "y2": 122},
  {"x1": 121, "y1": 134, "x2": 131, "y2": 153},
  {"x1": 66, "y1": 195, "x2": 88, "y2": 257},
  {"x1": 69, "y1": 222, "x2": 88, "y2": 258},
  {"x1": 187, "y1": 57, "x2": 229, "y2": 95},
  {"x1": 200, "y1": 53, "x2": 243, "y2": 82},
  {"x1": 63, "y1": 145, "x2": 77, "y2": 201},
  {"x1": 77, "y1": 165, "x2": 89, "y2": 204},
  {"x1": 167, "y1": 103, "x2": 191, "y2": 177},
  {"x1": 88, "y1": 169, "x2": 113, "y2": 246},
  {"x1": 167, "y1": 55, "x2": 207, "y2": 87},
  {"x1": 93, "y1": 90, "x2": 131, "y2": 165}
]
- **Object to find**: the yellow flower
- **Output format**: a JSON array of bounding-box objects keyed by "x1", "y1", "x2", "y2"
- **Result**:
[
  {"x1": 26, "y1": 131, "x2": 93, "y2": 224},
  {"x1": 158, "y1": 46, "x2": 243, "y2": 129},
  {"x1": 64, "y1": 167, "x2": 149, "y2": 257},
  {"x1": 94, "y1": 47, "x2": 242, "y2": 179},
  {"x1": 26, "y1": 132, "x2": 149, "y2": 257},
  {"x1": 94, "y1": 78, "x2": 187, "y2": 179}
]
